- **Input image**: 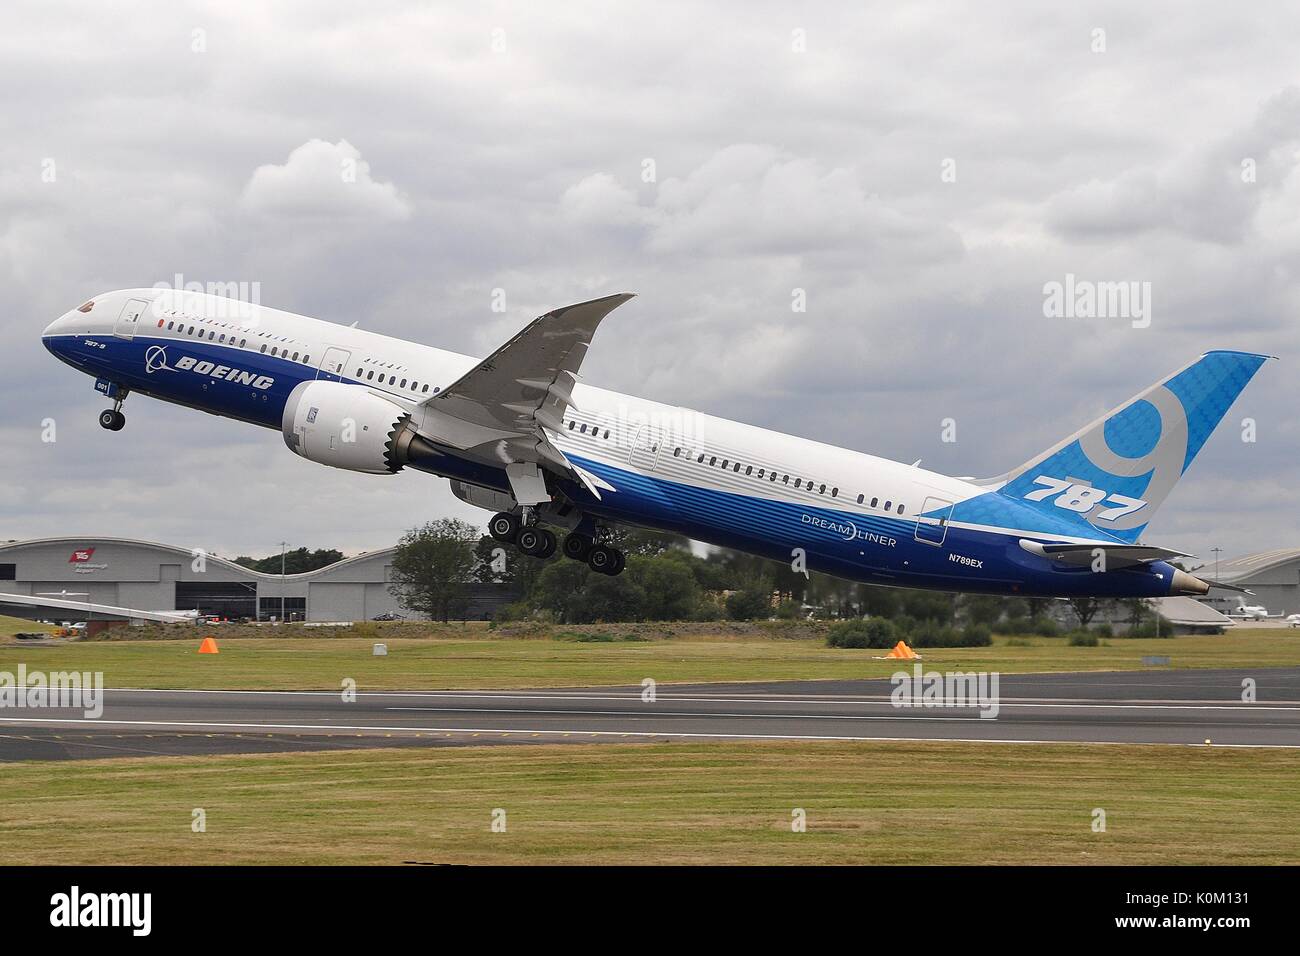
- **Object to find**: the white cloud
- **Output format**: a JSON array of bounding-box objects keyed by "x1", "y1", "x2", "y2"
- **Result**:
[
  {"x1": 4, "y1": 1, "x2": 1300, "y2": 560},
  {"x1": 239, "y1": 139, "x2": 412, "y2": 221}
]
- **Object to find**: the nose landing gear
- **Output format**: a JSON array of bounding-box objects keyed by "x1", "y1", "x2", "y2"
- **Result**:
[
  {"x1": 98, "y1": 403, "x2": 126, "y2": 431},
  {"x1": 98, "y1": 386, "x2": 128, "y2": 430}
]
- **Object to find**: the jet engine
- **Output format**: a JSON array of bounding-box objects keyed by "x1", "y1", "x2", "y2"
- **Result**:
[{"x1": 281, "y1": 380, "x2": 432, "y2": 474}]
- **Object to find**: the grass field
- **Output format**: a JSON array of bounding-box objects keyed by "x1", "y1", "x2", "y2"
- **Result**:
[
  {"x1": 0, "y1": 626, "x2": 1294, "y2": 690},
  {"x1": 0, "y1": 614, "x2": 58, "y2": 639},
  {"x1": 0, "y1": 739, "x2": 1294, "y2": 865}
]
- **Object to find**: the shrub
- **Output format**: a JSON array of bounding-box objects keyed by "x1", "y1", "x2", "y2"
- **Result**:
[
  {"x1": 1033, "y1": 616, "x2": 1060, "y2": 637},
  {"x1": 826, "y1": 617, "x2": 895, "y2": 649},
  {"x1": 960, "y1": 623, "x2": 993, "y2": 647},
  {"x1": 1067, "y1": 631, "x2": 1098, "y2": 647},
  {"x1": 725, "y1": 587, "x2": 774, "y2": 621}
]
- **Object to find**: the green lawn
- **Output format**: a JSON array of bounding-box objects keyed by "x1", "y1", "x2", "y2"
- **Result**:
[
  {"x1": 0, "y1": 740, "x2": 1294, "y2": 865},
  {"x1": 0, "y1": 628, "x2": 1293, "y2": 690},
  {"x1": 0, "y1": 614, "x2": 58, "y2": 639}
]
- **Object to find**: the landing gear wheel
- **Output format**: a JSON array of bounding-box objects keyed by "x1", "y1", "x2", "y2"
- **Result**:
[
  {"x1": 99, "y1": 409, "x2": 125, "y2": 431},
  {"x1": 587, "y1": 545, "x2": 625, "y2": 576},
  {"x1": 489, "y1": 512, "x2": 520, "y2": 544},
  {"x1": 517, "y1": 527, "x2": 556, "y2": 558},
  {"x1": 562, "y1": 532, "x2": 593, "y2": 562}
]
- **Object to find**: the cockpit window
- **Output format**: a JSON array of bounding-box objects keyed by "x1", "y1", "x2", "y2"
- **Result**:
[{"x1": 77, "y1": 301, "x2": 94, "y2": 313}]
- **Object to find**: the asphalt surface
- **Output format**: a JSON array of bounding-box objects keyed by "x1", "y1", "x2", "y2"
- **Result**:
[{"x1": 1, "y1": 668, "x2": 1297, "y2": 760}]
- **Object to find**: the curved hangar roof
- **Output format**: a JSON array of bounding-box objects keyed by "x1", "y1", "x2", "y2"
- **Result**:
[
  {"x1": 1211, "y1": 549, "x2": 1300, "y2": 583},
  {"x1": 0, "y1": 536, "x2": 397, "y2": 581}
]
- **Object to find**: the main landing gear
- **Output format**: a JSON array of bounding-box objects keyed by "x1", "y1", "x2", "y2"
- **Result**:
[{"x1": 488, "y1": 512, "x2": 625, "y2": 575}]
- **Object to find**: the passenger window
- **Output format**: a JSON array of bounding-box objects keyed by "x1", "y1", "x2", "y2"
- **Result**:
[
  {"x1": 303, "y1": 355, "x2": 310, "y2": 363},
  {"x1": 857, "y1": 494, "x2": 864, "y2": 504},
  {"x1": 897, "y1": 504, "x2": 905, "y2": 514},
  {"x1": 674, "y1": 448, "x2": 681, "y2": 457},
  {"x1": 411, "y1": 381, "x2": 418, "y2": 390},
  {"x1": 568, "y1": 421, "x2": 575, "y2": 429},
  {"x1": 367, "y1": 371, "x2": 375, "y2": 380},
  {"x1": 167, "y1": 321, "x2": 174, "y2": 330},
  {"x1": 794, "y1": 478, "x2": 802, "y2": 488},
  {"x1": 884, "y1": 501, "x2": 892, "y2": 510},
  {"x1": 356, "y1": 368, "x2": 362, "y2": 376},
  {"x1": 783, "y1": 475, "x2": 789, "y2": 483},
  {"x1": 260, "y1": 344, "x2": 267, "y2": 353},
  {"x1": 819, "y1": 484, "x2": 826, "y2": 494},
  {"x1": 871, "y1": 497, "x2": 878, "y2": 508},
  {"x1": 721, "y1": 460, "x2": 729, "y2": 469},
  {"x1": 603, "y1": 430, "x2": 610, "y2": 439},
  {"x1": 423, "y1": 384, "x2": 430, "y2": 392},
  {"x1": 831, "y1": 488, "x2": 838, "y2": 497},
  {"x1": 389, "y1": 375, "x2": 396, "y2": 384},
  {"x1": 400, "y1": 378, "x2": 407, "y2": 388},
  {"x1": 769, "y1": 472, "x2": 776, "y2": 481},
  {"x1": 580, "y1": 424, "x2": 588, "y2": 434},
  {"x1": 709, "y1": 456, "x2": 717, "y2": 466},
  {"x1": 697, "y1": 454, "x2": 705, "y2": 463},
  {"x1": 240, "y1": 339, "x2": 246, "y2": 347},
  {"x1": 745, "y1": 465, "x2": 752, "y2": 475}
]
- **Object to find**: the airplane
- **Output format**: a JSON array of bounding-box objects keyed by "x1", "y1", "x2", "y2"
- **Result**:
[
  {"x1": 42, "y1": 288, "x2": 1273, "y2": 598},
  {"x1": 1227, "y1": 603, "x2": 1281, "y2": 621}
]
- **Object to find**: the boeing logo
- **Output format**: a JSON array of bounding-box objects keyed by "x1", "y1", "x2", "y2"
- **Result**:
[
  {"x1": 144, "y1": 346, "x2": 274, "y2": 390},
  {"x1": 143, "y1": 345, "x2": 176, "y2": 373}
]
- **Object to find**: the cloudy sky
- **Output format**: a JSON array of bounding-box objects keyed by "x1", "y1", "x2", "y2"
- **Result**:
[{"x1": 2, "y1": 1, "x2": 1297, "y2": 566}]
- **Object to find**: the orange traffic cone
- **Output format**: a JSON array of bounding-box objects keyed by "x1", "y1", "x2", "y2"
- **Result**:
[
  {"x1": 884, "y1": 640, "x2": 919, "y2": 660},
  {"x1": 198, "y1": 637, "x2": 219, "y2": 654}
]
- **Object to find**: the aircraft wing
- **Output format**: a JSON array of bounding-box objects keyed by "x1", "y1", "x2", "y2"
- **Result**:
[
  {"x1": 416, "y1": 293, "x2": 635, "y2": 503},
  {"x1": 427, "y1": 293, "x2": 634, "y2": 431}
]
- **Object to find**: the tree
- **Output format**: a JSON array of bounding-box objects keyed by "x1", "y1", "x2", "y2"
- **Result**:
[
  {"x1": 388, "y1": 519, "x2": 479, "y2": 621},
  {"x1": 530, "y1": 560, "x2": 648, "y2": 623},
  {"x1": 725, "y1": 574, "x2": 775, "y2": 621},
  {"x1": 234, "y1": 547, "x2": 344, "y2": 574},
  {"x1": 1066, "y1": 596, "x2": 1103, "y2": 628},
  {"x1": 962, "y1": 595, "x2": 1006, "y2": 627},
  {"x1": 629, "y1": 554, "x2": 701, "y2": 620},
  {"x1": 472, "y1": 534, "x2": 549, "y2": 595}
]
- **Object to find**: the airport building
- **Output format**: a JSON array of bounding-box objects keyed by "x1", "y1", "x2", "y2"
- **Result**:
[
  {"x1": 0, "y1": 537, "x2": 513, "y2": 623},
  {"x1": 1200, "y1": 549, "x2": 1300, "y2": 618}
]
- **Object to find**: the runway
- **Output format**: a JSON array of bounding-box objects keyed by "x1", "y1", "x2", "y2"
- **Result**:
[{"x1": 2, "y1": 667, "x2": 1298, "y2": 760}]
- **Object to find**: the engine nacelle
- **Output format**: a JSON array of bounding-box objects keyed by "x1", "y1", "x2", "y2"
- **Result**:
[{"x1": 282, "y1": 380, "x2": 414, "y2": 475}]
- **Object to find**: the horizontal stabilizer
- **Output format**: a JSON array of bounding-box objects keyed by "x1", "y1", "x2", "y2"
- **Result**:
[{"x1": 1019, "y1": 540, "x2": 1191, "y2": 569}]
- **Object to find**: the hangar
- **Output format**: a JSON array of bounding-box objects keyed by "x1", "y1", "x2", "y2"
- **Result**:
[
  {"x1": 1201, "y1": 549, "x2": 1300, "y2": 618},
  {"x1": 0, "y1": 537, "x2": 512, "y2": 623}
]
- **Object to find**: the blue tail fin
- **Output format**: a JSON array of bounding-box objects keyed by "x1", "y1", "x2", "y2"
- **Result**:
[{"x1": 987, "y1": 350, "x2": 1272, "y2": 543}]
